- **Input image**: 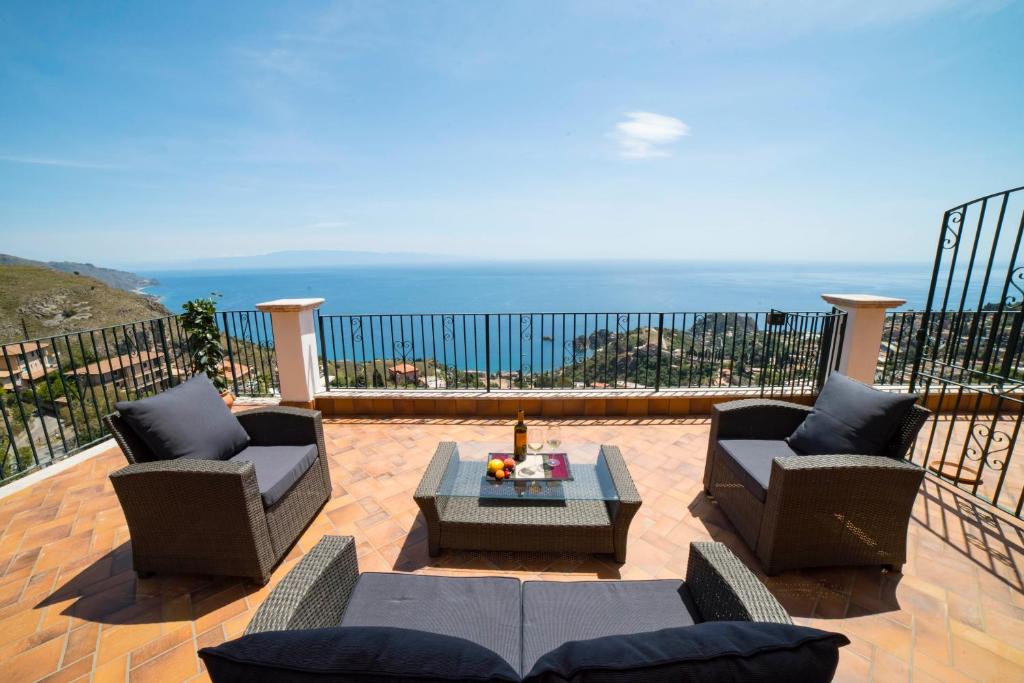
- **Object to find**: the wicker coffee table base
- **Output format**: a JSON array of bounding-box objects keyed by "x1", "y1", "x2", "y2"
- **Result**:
[{"x1": 414, "y1": 442, "x2": 642, "y2": 563}]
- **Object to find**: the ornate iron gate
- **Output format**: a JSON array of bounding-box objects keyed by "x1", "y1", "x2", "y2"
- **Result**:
[{"x1": 909, "y1": 185, "x2": 1024, "y2": 518}]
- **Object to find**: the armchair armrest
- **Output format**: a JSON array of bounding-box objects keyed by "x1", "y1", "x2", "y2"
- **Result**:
[
  {"x1": 770, "y1": 453, "x2": 925, "y2": 485},
  {"x1": 710, "y1": 399, "x2": 812, "y2": 441},
  {"x1": 245, "y1": 535, "x2": 360, "y2": 634},
  {"x1": 766, "y1": 454, "x2": 925, "y2": 515},
  {"x1": 110, "y1": 457, "x2": 259, "y2": 494},
  {"x1": 109, "y1": 458, "x2": 274, "y2": 580},
  {"x1": 757, "y1": 455, "x2": 926, "y2": 573},
  {"x1": 685, "y1": 542, "x2": 791, "y2": 624},
  {"x1": 235, "y1": 407, "x2": 324, "y2": 448}
]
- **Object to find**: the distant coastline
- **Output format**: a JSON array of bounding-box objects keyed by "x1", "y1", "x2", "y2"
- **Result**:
[{"x1": 140, "y1": 260, "x2": 938, "y2": 314}]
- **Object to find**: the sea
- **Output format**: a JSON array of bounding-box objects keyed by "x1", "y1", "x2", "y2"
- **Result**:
[{"x1": 140, "y1": 260, "x2": 935, "y2": 314}]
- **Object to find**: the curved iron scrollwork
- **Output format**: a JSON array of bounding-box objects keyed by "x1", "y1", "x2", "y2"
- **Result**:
[
  {"x1": 962, "y1": 422, "x2": 1011, "y2": 472},
  {"x1": 351, "y1": 317, "x2": 363, "y2": 343},
  {"x1": 617, "y1": 314, "x2": 630, "y2": 334},
  {"x1": 442, "y1": 315, "x2": 455, "y2": 343},
  {"x1": 519, "y1": 316, "x2": 533, "y2": 382},
  {"x1": 520, "y1": 315, "x2": 533, "y2": 342},
  {"x1": 394, "y1": 339, "x2": 413, "y2": 363},
  {"x1": 942, "y1": 208, "x2": 964, "y2": 250},
  {"x1": 1004, "y1": 266, "x2": 1024, "y2": 306}
]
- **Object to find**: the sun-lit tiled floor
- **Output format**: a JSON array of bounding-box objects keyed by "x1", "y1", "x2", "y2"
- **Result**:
[{"x1": 1, "y1": 413, "x2": 1023, "y2": 682}]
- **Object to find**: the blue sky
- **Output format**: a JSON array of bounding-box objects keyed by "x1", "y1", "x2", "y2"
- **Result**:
[{"x1": 1, "y1": 1, "x2": 1022, "y2": 266}]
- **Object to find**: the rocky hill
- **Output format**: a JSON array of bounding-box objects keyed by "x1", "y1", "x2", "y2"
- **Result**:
[
  {"x1": 0, "y1": 263, "x2": 170, "y2": 344},
  {"x1": 0, "y1": 253, "x2": 157, "y2": 292}
]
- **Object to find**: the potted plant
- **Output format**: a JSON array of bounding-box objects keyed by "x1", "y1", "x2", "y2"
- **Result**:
[{"x1": 180, "y1": 296, "x2": 233, "y2": 406}]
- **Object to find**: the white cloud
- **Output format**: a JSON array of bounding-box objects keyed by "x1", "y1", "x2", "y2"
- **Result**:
[
  {"x1": 612, "y1": 112, "x2": 690, "y2": 159},
  {"x1": 303, "y1": 220, "x2": 350, "y2": 230},
  {"x1": 0, "y1": 155, "x2": 118, "y2": 170}
]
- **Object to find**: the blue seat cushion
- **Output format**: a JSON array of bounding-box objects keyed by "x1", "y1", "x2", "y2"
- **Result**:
[
  {"x1": 523, "y1": 621, "x2": 849, "y2": 683},
  {"x1": 115, "y1": 374, "x2": 249, "y2": 462},
  {"x1": 717, "y1": 440, "x2": 800, "y2": 502},
  {"x1": 228, "y1": 444, "x2": 318, "y2": 507},
  {"x1": 788, "y1": 372, "x2": 919, "y2": 456},
  {"x1": 340, "y1": 572, "x2": 523, "y2": 675},
  {"x1": 521, "y1": 579, "x2": 699, "y2": 675},
  {"x1": 199, "y1": 626, "x2": 520, "y2": 683}
]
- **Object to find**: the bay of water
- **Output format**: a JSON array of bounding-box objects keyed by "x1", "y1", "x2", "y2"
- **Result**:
[{"x1": 142, "y1": 260, "x2": 934, "y2": 314}]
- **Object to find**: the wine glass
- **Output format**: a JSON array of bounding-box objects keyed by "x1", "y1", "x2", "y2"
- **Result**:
[
  {"x1": 545, "y1": 427, "x2": 562, "y2": 468},
  {"x1": 527, "y1": 426, "x2": 545, "y2": 456}
]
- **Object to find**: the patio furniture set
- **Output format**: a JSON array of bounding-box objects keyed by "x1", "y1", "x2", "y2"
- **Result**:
[{"x1": 103, "y1": 371, "x2": 929, "y2": 681}]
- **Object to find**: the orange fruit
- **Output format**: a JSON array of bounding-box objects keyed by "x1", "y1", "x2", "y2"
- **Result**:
[{"x1": 494, "y1": 469, "x2": 506, "y2": 480}]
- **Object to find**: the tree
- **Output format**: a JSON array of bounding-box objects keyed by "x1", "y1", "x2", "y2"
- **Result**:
[{"x1": 180, "y1": 297, "x2": 227, "y2": 390}]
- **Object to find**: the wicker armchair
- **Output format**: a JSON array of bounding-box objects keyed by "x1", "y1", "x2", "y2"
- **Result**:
[
  {"x1": 703, "y1": 399, "x2": 930, "y2": 575},
  {"x1": 104, "y1": 406, "x2": 331, "y2": 585}
]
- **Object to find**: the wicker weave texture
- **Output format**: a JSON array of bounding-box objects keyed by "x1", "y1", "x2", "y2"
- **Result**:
[
  {"x1": 243, "y1": 537, "x2": 791, "y2": 644},
  {"x1": 704, "y1": 399, "x2": 929, "y2": 575},
  {"x1": 685, "y1": 541, "x2": 791, "y2": 624},
  {"x1": 415, "y1": 442, "x2": 641, "y2": 562},
  {"x1": 245, "y1": 535, "x2": 360, "y2": 634},
  {"x1": 106, "y1": 407, "x2": 331, "y2": 584}
]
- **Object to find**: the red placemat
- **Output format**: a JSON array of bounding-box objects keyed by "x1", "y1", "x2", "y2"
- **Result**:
[{"x1": 487, "y1": 453, "x2": 572, "y2": 481}]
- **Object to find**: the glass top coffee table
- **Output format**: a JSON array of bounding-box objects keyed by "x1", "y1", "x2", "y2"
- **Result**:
[
  {"x1": 414, "y1": 441, "x2": 642, "y2": 562},
  {"x1": 438, "y1": 441, "x2": 620, "y2": 502}
]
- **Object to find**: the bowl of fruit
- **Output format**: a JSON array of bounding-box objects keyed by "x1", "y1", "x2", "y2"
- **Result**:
[{"x1": 486, "y1": 457, "x2": 517, "y2": 481}]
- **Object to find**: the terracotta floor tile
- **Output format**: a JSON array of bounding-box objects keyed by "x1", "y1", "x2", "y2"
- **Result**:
[
  {"x1": 37, "y1": 654, "x2": 95, "y2": 683},
  {"x1": 871, "y1": 648, "x2": 911, "y2": 682},
  {"x1": 129, "y1": 623, "x2": 193, "y2": 668},
  {"x1": 96, "y1": 621, "x2": 162, "y2": 665},
  {"x1": 130, "y1": 640, "x2": 200, "y2": 683},
  {"x1": 5, "y1": 635, "x2": 65, "y2": 682},
  {"x1": 0, "y1": 416, "x2": 1019, "y2": 681},
  {"x1": 62, "y1": 622, "x2": 100, "y2": 666}
]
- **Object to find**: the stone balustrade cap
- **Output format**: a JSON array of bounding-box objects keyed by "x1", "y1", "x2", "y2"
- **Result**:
[
  {"x1": 256, "y1": 298, "x2": 325, "y2": 312},
  {"x1": 821, "y1": 294, "x2": 906, "y2": 309}
]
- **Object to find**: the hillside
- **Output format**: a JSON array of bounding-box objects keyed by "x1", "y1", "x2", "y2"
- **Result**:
[
  {"x1": 0, "y1": 253, "x2": 157, "y2": 292},
  {"x1": 0, "y1": 264, "x2": 171, "y2": 344}
]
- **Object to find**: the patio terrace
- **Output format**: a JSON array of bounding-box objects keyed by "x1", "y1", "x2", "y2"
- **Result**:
[{"x1": 0, "y1": 412, "x2": 1022, "y2": 682}]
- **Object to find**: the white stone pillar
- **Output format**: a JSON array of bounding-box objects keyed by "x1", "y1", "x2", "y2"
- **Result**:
[
  {"x1": 821, "y1": 294, "x2": 906, "y2": 385},
  {"x1": 256, "y1": 298, "x2": 325, "y2": 408}
]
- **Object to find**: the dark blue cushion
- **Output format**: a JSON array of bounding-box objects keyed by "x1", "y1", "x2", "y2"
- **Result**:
[
  {"x1": 522, "y1": 579, "x2": 698, "y2": 675},
  {"x1": 229, "y1": 444, "x2": 318, "y2": 507},
  {"x1": 717, "y1": 440, "x2": 800, "y2": 502},
  {"x1": 340, "y1": 572, "x2": 523, "y2": 675},
  {"x1": 115, "y1": 374, "x2": 249, "y2": 462},
  {"x1": 788, "y1": 373, "x2": 918, "y2": 456},
  {"x1": 199, "y1": 626, "x2": 521, "y2": 683},
  {"x1": 523, "y1": 622, "x2": 849, "y2": 683}
]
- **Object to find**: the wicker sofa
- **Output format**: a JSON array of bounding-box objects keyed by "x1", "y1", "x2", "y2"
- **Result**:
[
  {"x1": 199, "y1": 535, "x2": 849, "y2": 682},
  {"x1": 703, "y1": 397, "x2": 930, "y2": 575},
  {"x1": 105, "y1": 404, "x2": 331, "y2": 584}
]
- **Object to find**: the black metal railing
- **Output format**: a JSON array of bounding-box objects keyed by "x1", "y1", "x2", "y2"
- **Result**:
[
  {"x1": 877, "y1": 310, "x2": 1024, "y2": 387},
  {"x1": 877, "y1": 311, "x2": 923, "y2": 384},
  {"x1": 216, "y1": 310, "x2": 280, "y2": 397},
  {"x1": 907, "y1": 184, "x2": 1024, "y2": 519},
  {"x1": 317, "y1": 310, "x2": 846, "y2": 395},
  {"x1": 1, "y1": 315, "x2": 192, "y2": 482},
  {"x1": 1, "y1": 310, "x2": 278, "y2": 486}
]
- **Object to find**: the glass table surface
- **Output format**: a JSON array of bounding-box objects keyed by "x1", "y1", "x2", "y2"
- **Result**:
[{"x1": 437, "y1": 441, "x2": 619, "y2": 501}]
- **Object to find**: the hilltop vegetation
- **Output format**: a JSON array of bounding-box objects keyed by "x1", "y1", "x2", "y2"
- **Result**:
[
  {"x1": 0, "y1": 253, "x2": 157, "y2": 292},
  {"x1": 0, "y1": 264, "x2": 170, "y2": 343}
]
